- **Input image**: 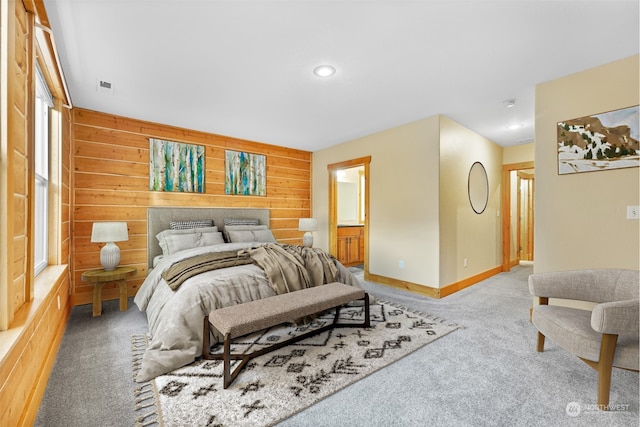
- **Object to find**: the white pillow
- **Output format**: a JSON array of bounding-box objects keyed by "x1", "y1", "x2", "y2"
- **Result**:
[
  {"x1": 161, "y1": 233, "x2": 200, "y2": 255},
  {"x1": 200, "y1": 231, "x2": 226, "y2": 247},
  {"x1": 157, "y1": 226, "x2": 218, "y2": 241},
  {"x1": 227, "y1": 229, "x2": 276, "y2": 243},
  {"x1": 157, "y1": 226, "x2": 218, "y2": 250},
  {"x1": 156, "y1": 227, "x2": 222, "y2": 255}
]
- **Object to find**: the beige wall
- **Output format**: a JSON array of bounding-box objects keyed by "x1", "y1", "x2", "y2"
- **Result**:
[
  {"x1": 439, "y1": 116, "x2": 503, "y2": 286},
  {"x1": 504, "y1": 142, "x2": 534, "y2": 165},
  {"x1": 313, "y1": 115, "x2": 504, "y2": 289},
  {"x1": 535, "y1": 55, "x2": 640, "y2": 272},
  {"x1": 313, "y1": 116, "x2": 441, "y2": 287}
]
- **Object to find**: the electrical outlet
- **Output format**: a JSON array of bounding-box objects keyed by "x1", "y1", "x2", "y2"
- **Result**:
[
  {"x1": 464, "y1": 258, "x2": 468, "y2": 268},
  {"x1": 399, "y1": 259, "x2": 404, "y2": 269},
  {"x1": 627, "y1": 206, "x2": 640, "y2": 220}
]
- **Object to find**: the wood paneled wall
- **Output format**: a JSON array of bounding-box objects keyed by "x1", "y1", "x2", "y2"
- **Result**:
[
  {"x1": 1, "y1": 1, "x2": 73, "y2": 425},
  {"x1": 60, "y1": 107, "x2": 72, "y2": 266},
  {"x1": 71, "y1": 108, "x2": 312, "y2": 305},
  {"x1": 6, "y1": 0, "x2": 30, "y2": 322}
]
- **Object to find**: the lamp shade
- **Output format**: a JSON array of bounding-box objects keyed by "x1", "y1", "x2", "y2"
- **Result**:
[
  {"x1": 91, "y1": 222, "x2": 129, "y2": 243},
  {"x1": 298, "y1": 218, "x2": 318, "y2": 232}
]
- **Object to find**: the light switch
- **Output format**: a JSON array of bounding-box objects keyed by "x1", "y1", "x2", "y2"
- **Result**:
[{"x1": 627, "y1": 206, "x2": 640, "y2": 220}]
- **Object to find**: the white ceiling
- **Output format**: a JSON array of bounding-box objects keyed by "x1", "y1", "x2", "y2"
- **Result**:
[{"x1": 43, "y1": 0, "x2": 639, "y2": 152}]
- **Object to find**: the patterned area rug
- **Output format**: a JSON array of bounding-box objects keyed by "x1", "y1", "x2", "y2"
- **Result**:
[{"x1": 132, "y1": 300, "x2": 461, "y2": 427}]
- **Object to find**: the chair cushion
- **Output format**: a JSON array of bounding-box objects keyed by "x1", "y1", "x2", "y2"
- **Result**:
[{"x1": 532, "y1": 305, "x2": 639, "y2": 370}]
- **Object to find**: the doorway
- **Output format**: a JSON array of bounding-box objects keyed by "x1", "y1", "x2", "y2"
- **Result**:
[
  {"x1": 501, "y1": 161, "x2": 535, "y2": 271},
  {"x1": 327, "y1": 156, "x2": 371, "y2": 269},
  {"x1": 517, "y1": 170, "x2": 534, "y2": 262}
]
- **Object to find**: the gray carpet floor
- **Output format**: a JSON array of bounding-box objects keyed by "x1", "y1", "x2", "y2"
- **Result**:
[{"x1": 35, "y1": 265, "x2": 639, "y2": 426}]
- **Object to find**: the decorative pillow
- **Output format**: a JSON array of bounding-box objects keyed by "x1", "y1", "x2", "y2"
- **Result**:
[
  {"x1": 224, "y1": 224, "x2": 267, "y2": 231},
  {"x1": 156, "y1": 227, "x2": 219, "y2": 255},
  {"x1": 223, "y1": 223, "x2": 265, "y2": 242},
  {"x1": 223, "y1": 218, "x2": 260, "y2": 227},
  {"x1": 160, "y1": 231, "x2": 225, "y2": 255},
  {"x1": 169, "y1": 219, "x2": 214, "y2": 230},
  {"x1": 227, "y1": 229, "x2": 276, "y2": 243}
]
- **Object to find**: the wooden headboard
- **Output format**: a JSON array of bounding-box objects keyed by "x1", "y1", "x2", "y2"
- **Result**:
[{"x1": 147, "y1": 207, "x2": 270, "y2": 270}]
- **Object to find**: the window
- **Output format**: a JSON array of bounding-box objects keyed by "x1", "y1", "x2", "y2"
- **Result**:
[{"x1": 34, "y1": 65, "x2": 53, "y2": 275}]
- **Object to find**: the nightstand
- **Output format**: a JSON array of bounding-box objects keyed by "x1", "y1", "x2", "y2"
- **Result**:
[{"x1": 81, "y1": 266, "x2": 137, "y2": 316}]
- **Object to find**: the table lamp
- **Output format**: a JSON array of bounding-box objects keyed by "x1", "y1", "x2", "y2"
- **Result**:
[
  {"x1": 91, "y1": 222, "x2": 129, "y2": 271},
  {"x1": 298, "y1": 218, "x2": 318, "y2": 248}
]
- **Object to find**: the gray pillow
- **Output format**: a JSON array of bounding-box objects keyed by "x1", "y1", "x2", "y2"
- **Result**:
[
  {"x1": 223, "y1": 224, "x2": 266, "y2": 242},
  {"x1": 227, "y1": 228, "x2": 276, "y2": 243}
]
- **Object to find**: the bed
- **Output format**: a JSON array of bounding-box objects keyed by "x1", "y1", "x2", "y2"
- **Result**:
[{"x1": 134, "y1": 207, "x2": 363, "y2": 382}]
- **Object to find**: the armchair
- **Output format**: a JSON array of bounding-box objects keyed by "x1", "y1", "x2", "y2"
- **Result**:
[{"x1": 529, "y1": 269, "x2": 639, "y2": 410}]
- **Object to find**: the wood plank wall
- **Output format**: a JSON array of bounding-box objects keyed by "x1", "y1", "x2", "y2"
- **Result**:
[
  {"x1": 71, "y1": 108, "x2": 312, "y2": 305},
  {"x1": 9, "y1": 0, "x2": 30, "y2": 320},
  {"x1": 1, "y1": 1, "x2": 73, "y2": 425}
]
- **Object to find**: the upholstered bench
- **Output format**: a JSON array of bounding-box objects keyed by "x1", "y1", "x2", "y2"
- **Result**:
[{"x1": 202, "y1": 282, "x2": 370, "y2": 388}]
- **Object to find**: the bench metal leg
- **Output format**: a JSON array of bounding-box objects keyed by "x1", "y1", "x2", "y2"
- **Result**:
[
  {"x1": 203, "y1": 292, "x2": 371, "y2": 388},
  {"x1": 223, "y1": 333, "x2": 232, "y2": 388}
]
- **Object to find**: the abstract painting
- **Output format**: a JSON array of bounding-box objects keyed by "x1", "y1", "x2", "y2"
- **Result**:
[
  {"x1": 557, "y1": 105, "x2": 639, "y2": 174},
  {"x1": 225, "y1": 150, "x2": 266, "y2": 196},
  {"x1": 149, "y1": 138, "x2": 205, "y2": 192}
]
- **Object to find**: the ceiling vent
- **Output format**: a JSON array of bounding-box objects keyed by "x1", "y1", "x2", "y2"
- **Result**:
[{"x1": 97, "y1": 79, "x2": 114, "y2": 95}]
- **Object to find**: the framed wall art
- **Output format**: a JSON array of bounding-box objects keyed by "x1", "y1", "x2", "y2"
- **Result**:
[
  {"x1": 225, "y1": 150, "x2": 266, "y2": 196},
  {"x1": 149, "y1": 138, "x2": 205, "y2": 192},
  {"x1": 557, "y1": 105, "x2": 639, "y2": 175}
]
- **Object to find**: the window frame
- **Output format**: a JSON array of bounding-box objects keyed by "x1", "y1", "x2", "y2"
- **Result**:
[{"x1": 34, "y1": 64, "x2": 53, "y2": 275}]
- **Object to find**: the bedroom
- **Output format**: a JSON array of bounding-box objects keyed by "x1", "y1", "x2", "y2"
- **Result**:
[{"x1": 1, "y1": 0, "x2": 639, "y2": 425}]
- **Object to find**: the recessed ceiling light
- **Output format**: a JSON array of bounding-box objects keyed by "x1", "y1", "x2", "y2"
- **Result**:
[
  {"x1": 503, "y1": 99, "x2": 516, "y2": 108},
  {"x1": 313, "y1": 65, "x2": 336, "y2": 77},
  {"x1": 507, "y1": 124, "x2": 522, "y2": 130}
]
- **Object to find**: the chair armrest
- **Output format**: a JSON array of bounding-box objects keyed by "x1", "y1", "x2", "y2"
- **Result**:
[{"x1": 591, "y1": 299, "x2": 640, "y2": 334}]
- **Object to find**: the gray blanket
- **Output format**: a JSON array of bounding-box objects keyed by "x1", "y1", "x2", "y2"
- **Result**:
[
  {"x1": 161, "y1": 250, "x2": 253, "y2": 290},
  {"x1": 244, "y1": 244, "x2": 340, "y2": 293},
  {"x1": 162, "y1": 243, "x2": 341, "y2": 294}
]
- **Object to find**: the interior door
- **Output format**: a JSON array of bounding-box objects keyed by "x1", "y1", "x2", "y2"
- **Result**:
[
  {"x1": 517, "y1": 171, "x2": 534, "y2": 262},
  {"x1": 501, "y1": 161, "x2": 534, "y2": 272}
]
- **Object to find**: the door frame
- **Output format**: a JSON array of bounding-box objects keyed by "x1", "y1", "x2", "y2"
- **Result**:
[
  {"x1": 327, "y1": 156, "x2": 371, "y2": 269},
  {"x1": 501, "y1": 161, "x2": 534, "y2": 272}
]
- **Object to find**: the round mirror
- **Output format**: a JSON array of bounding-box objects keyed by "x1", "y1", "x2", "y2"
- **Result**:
[{"x1": 468, "y1": 161, "x2": 489, "y2": 214}]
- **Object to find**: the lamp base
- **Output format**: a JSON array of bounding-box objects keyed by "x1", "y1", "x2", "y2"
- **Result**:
[
  {"x1": 302, "y1": 232, "x2": 314, "y2": 248},
  {"x1": 100, "y1": 242, "x2": 121, "y2": 271}
]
